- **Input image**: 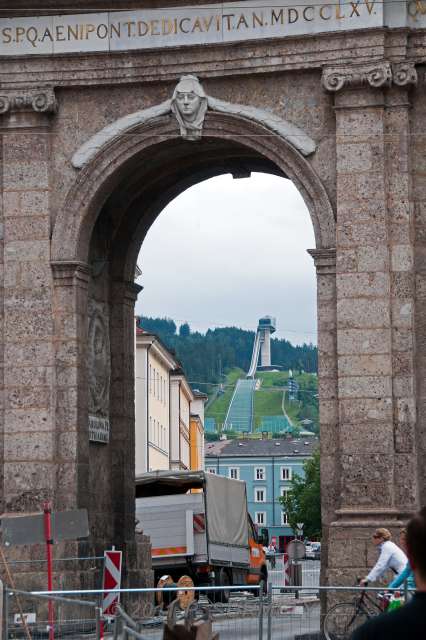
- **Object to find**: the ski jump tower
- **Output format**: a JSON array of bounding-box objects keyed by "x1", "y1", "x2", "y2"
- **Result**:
[{"x1": 247, "y1": 316, "x2": 276, "y2": 378}]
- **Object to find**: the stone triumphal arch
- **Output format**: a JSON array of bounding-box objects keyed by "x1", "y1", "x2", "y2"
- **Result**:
[{"x1": 1, "y1": 0, "x2": 425, "y2": 587}]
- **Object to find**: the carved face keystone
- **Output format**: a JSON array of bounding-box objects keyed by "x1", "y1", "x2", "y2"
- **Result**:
[{"x1": 175, "y1": 91, "x2": 202, "y2": 122}]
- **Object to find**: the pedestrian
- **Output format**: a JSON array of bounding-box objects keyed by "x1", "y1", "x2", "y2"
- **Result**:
[
  {"x1": 352, "y1": 507, "x2": 426, "y2": 639},
  {"x1": 268, "y1": 542, "x2": 276, "y2": 569},
  {"x1": 359, "y1": 528, "x2": 407, "y2": 587}
]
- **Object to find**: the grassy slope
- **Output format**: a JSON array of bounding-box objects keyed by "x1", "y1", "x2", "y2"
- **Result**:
[
  {"x1": 253, "y1": 371, "x2": 287, "y2": 429},
  {"x1": 205, "y1": 368, "x2": 245, "y2": 428},
  {"x1": 205, "y1": 369, "x2": 318, "y2": 434}
]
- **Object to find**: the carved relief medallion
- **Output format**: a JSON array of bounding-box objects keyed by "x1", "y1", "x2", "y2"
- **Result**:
[{"x1": 88, "y1": 301, "x2": 110, "y2": 443}]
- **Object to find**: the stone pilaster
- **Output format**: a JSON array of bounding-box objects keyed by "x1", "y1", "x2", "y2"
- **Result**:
[
  {"x1": 109, "y1": 280, "x2": 142, "y2": 541},
  {"x1": 51, "y1": 261, "x2": 90, "y2": 512},
  {"x1": 385, "y1": 85, "x2": 418, "y2": 518},
  {"x1": 322, "y1": 61, "x2": 419, "y2": 583},
  {"x1": 308, "y1": 248, "x2": 337, "y2": 588},
  {"x1": 1, "y1": 91, "x2": 57, "y2": 513}
]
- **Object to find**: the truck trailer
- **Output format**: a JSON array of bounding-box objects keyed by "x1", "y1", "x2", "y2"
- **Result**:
[{"x1": 135, "y1": 470, "x2": 268, "y2": 602}]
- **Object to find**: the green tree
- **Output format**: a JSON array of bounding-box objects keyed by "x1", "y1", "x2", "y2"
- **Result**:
[
  {"x1": 179, "y1": 322, "x2": 191, "y2": 337},
  {"x1": 279, "y1": 449, "x2": 321, "y2": 539}
]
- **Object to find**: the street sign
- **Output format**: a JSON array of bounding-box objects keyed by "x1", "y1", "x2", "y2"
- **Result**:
[
  {"x1": 1, "y1": 509, "x2": 89, "y2": 546},
  {"x1": 102, "y1": 550, "x2": 122, "y2": 616},
  {"x1": 287, "y1": 539, "x2": 305, "y2": 561},
  {"x1": 296, "y1": 523, "x2": 304, "y2": 530}
]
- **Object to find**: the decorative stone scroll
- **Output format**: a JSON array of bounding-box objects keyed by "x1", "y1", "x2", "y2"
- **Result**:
[
  {"x1": 0, "y1": 87, "x2": 57, "y2": 114},
  {"x1": 393, "y1": 62, "x2": 417, "y2": 87},
  {"x1": 72, "y1": 74, "x2": 316, "y2": 168},
  {"x1": 322, "y1": 61, "x2": 417, "y2": 92},
  {"x1": 322, "y1": 62, "x2": 392, "y2": 93}
]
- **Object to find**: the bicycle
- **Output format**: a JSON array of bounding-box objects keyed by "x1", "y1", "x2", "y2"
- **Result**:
[{"x1": 323, "y1": 586, "x2": 391, "y2": 640}]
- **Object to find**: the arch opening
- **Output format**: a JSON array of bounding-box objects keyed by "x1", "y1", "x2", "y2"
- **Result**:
[{"x1": 51, "y1": 112, "x2": 335, "y2": 561}]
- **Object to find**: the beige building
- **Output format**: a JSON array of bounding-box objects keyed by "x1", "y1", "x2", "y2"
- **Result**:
[
  {"x1": 135, "y1": 324, "x2": 206, "y2": 475},
  {"x1": 190, "y1": 391, "x2": 208, "y2": 471},
  {"x1": 170, "y1": 370, "x2": 194, "y2": 470},
  {"x1": 135, "y1": 329, "x2": 178, "y2": 475}
]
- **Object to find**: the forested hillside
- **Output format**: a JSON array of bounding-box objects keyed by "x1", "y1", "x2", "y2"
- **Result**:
[{"x1": 137, "y1": 316, "x2": 317, "y2": 392}]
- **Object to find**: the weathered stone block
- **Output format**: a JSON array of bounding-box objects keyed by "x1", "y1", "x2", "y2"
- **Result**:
[
  {"x1": 337, "y1": 272, "x2": 390, "y2": 298},
  {"x1": 338, "y1": 375, "x2": 392, "y2": 398},
  {"x1": 337, "y1": 328, "x2": 391, "y2": 354},
  {"x1": 391, "y1": 244, "x2": 414, "y2": 272},
  {"x1": 357, "y1": 245, "x2": 389, "y2": 272},
  {"x1": 339, "y1": 397, "x2": 393, "y2": 423},
  {"x1": 393, "y1": 375, "x2": 414, "y2": 397},
  {"x1": 4, "y1": 239, "x2": 50, "y2": 262},
  {"x1": 4, "y1": 408, "x2": 52, "y2": 432},
  {"x1": 392, "y1": 298, "x2": 413, "y2": 328},
  {"x1": 337, "y1": 143, "x2": 373, "y2": 172},
  {"x1": 3, "y1": 161, "x2": 49, "y2": 190},
  {"x1": 5, "y1": 386, "x2": 51, "y2": 410},
  {"x1": 4, "y1": 431, "x2": 54, "y2": 461},
  {"x1": 4, "y1": 461, "x2": 55, "y2": 503},
  {"x1": 340, "y1": 421, "x2": 393, "y2": 454},
  {"x1": 338, "y1": 354, "x2": 391, "y2": 377},
  {"x1": 337, "y1": 299, "x2": 390, "y2": 329},
  {"x1": 328, "y1": 538, "x2": 367, "y2": 568},
  {"x1": 4, "y1": 215, "x2": 49, "y2": 241}
]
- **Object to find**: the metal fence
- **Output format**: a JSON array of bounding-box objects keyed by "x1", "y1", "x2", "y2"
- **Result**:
[{"x1": 0, "y1": 583, "x2": 415, "y2": 640}]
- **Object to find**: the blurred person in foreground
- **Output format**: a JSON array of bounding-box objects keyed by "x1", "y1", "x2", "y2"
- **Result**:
[{"x1": 352, "y1": 507, "x2": 426, "y2": 639}]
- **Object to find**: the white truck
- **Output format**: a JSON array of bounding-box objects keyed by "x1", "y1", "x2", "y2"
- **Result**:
[{"x1": 135, "y1": 470, "x2": 268, "y2": 602}]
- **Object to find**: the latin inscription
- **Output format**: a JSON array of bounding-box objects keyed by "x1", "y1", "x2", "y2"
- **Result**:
[
  {"x1": 89, "y1": 415, "x2": 110, "y2": 444},
  {"x1": 0, "y1": 1, "x2": 384, "y2": 56}
]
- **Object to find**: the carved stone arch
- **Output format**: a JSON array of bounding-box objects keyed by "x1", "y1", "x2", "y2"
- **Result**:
[
  {"x1": 51, "y1": 111, "x2": 335, "y2": 266},
  {"x1": 48, "y1": 103, "x2": 336, "y2": 580}
]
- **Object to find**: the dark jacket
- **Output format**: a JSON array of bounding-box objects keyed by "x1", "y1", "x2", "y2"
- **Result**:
[{"x1": 352, "y1": 592, "x2": 426, "y2": 640}]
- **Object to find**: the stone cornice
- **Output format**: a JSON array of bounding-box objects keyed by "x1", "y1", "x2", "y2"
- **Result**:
[
  {"x1": 308, "y1": 248, "x2": 336, "y2": 274},
  {"x1": 322, "y1": 61, "x2": 417, "y2": 93},
  {"x1": 51, "y1": 260, "x2": 90, "y2": 287},
  {"x1": 0, "y1": 87, "x2": 57, "y2": 114},
  {"x1": 111, "y1": 279, "x2": 143, "y2": 304}
]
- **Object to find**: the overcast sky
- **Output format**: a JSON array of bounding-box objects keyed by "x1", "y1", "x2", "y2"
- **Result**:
[{"x1": 135, "y1": 172, "x2": 317, "y2": 345}]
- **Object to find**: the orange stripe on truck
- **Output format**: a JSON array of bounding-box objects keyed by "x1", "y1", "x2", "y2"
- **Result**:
[{"x1": 152, "y1": 546, "x2": 187, "y2": 556}]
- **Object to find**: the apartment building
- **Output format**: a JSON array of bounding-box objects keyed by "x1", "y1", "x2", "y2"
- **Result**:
[{"x1": 135, "y1": 321, "x2": 206, "y2": 475}]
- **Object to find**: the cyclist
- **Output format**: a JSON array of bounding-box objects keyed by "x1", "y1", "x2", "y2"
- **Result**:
[
  {"x1": 352, "y1": 508, "x2": 426, "y2": 639},
  {"x1": 359, "y1": 528, "x2": 407, "y2": 587}
]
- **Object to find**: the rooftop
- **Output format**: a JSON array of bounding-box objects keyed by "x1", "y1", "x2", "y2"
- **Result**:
[{"x1": 205, "y1": 436, "x2": 318, "y2": 458}]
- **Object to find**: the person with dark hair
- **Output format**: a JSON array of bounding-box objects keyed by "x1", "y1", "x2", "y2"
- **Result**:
[
  {"x1": 352, "y1": 508, "x2": 426, "y2": 639},
  {"x1": 388, "y1": 528, "x2": 416, "y2": 591}
]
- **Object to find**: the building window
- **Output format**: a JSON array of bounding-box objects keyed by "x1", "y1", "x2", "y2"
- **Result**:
[
  {"x1": 149, "y1": 365, "x2": 152, "y2": 394},
  {"x1": 255, "y1": 488, "x2": 266, "y2": 503},
  {"x1": 229, "y1": 467, "x2": 240, "y2": 480},
  {"x1": 207, "y1": 467, "x2": 216, "y2": 474},
  {"x1": 255, "y1": 512, "x2": 266, "y2": 525},
  {"x1": 281, "y1": 467, "x2": 292, "y2": 481},
  {"x1": 254, "y1": 467, "x2": 265, "y2": 481},
  {"x1": 149, "y1": 416, "x2": 152, "y2": 440},
  {"x1": 281, "y1": 512, "x2": 289, "y2": 525},
  {"x1": 280, "y1": 487, "x2": 290, "y2": 500}
]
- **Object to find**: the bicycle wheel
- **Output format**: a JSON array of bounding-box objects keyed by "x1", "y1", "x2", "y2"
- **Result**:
[{"x1": 324, "y1": 602, "x2": 369, "y2": 640}]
